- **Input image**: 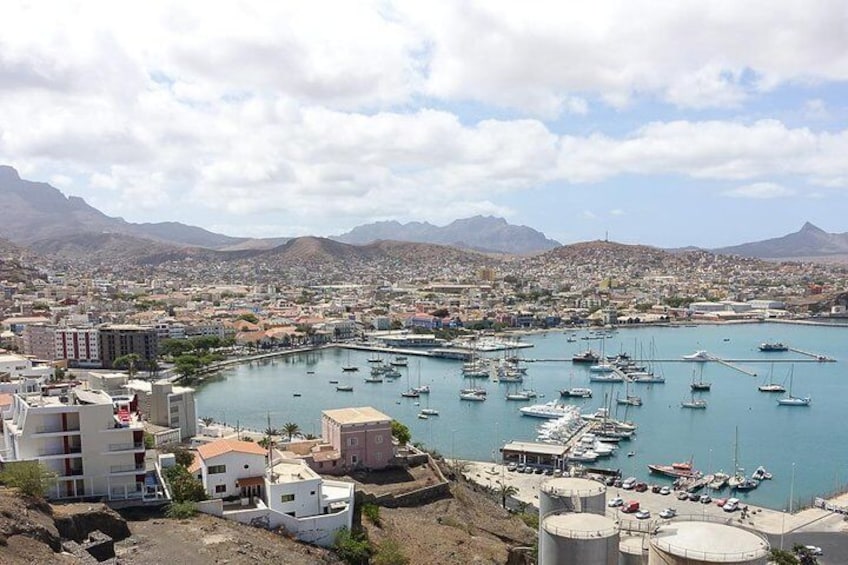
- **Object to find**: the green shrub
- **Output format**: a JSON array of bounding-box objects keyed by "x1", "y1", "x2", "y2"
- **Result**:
[
  {"x1": 373, "y1": 538, "x2": 409, "y2": 565},
  {"x1": 0, "y1": 461, "x2": 57, "y2": 498},
  {"x1": 165, "y1": 501, "x2": 197, "y2": 519},
  {"x1": 333, "y1": 527, "x2": 372, "y2": 564},
  {"x1": 362, "y1": 503, "x2": 381, "y2": 526}
]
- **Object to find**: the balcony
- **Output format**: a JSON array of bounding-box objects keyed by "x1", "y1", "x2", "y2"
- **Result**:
[
  {"x1": 110, "y1": 463, "x2": 146, "y2": 475},
  {"x1": 105, "y1": 442, "x2": 145, "y2": 454},
  {"x1": 33, "y1": 425, "x2": 81, "y2": 436},
  {"x1": 37, "y1": 446, "x2": 83, "y2": 458},
  {"x1": 58, "y1": 468, "x2": 85, "y2": 479}
]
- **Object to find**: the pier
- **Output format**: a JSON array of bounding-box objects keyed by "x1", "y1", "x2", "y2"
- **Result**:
[
  {"x1": 787, "y1": 346, "x2": 836, "y2": 362},
  {"x1": 711, "y1": 358, "x2": 759, "y2": 377}
]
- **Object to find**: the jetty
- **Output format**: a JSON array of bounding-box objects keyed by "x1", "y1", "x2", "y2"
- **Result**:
[{"x1": 787, "y1": 346, "x2": 836, "y2": 362}]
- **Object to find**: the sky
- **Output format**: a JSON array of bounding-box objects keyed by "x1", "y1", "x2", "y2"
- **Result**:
[{"x1": 1, "y1": 1, "x2": 847, "y2": 248}]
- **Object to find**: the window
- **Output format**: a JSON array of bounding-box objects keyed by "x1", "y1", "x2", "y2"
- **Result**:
[
  {"x1": 347, "y1": 437, "x2": 358, "y2": 447},
  {"x1": 208, "y1": 465, "x2": 226, "y2": 474},
  {"x1": 376, "y1": 451, "x2": 383, "y2": 461},
  {"x1": 280, "y1": 494, "x2": 295, "y2": 503},
  {"x1": 243, "y1": 464, "x2": 249, "y2": 469},
  {"x1": 215, "y1": 485, "x2": 226, "y2": 493},
  {"x1": 375, "y1": 434, "x2": 383, "y2": 444},
  {"x1": 351, "y1": 455, "x2": 358, "y2": 465},
  {"x1": 310, "y1": 491, "x2": 316, "y2": 496}
]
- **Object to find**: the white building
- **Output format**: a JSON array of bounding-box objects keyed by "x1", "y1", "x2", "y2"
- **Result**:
[
  {"x1": 0, "y1": 353, "x2": 53, "y2": 394},
  {"x1": 189, "y1": 439, "x2": 354, "y2": 547},
  {"x1": 1, "y1": 388, "x2": 147, "y2": 500},
  {"x1": 55, "y1": 327, "x2": 101, "y2": 367},
  {"x1": 124, "y1": 380, "x2": 197, "y2": 441}
]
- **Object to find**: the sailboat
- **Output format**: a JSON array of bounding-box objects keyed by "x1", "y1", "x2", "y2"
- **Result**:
[
  {"x1": 341, "y1": 350, "x2": 358, "y2": 372},
  {"x1": 777, "y1": 365, "x2": 811, "y2": 406},
  {"x1": 690, "y1": 364, "x2": 711, "y2": 391},
  {"x1": 758, "y1": 363, "x2": 786, "y2": 393},
  {"x1": 615, "y1": 380, "x2": 642, "y2": 406},
  {"x1": 729, "y1": 426, "x2": 759, "y2": 491},
  {"x1": 560, "y1": 371, "x2": 593, "y2": 398},
  {"x1": 402, "y1": 360, "x2": 422, "y2": 397},
  {"x1": 680, "y1": 391, "x2": 707, "y2": 409},
  {"x1": 419, "y1": 389, "x2": 439, "y2": 416}
]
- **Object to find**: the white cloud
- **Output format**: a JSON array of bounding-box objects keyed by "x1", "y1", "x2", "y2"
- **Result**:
[
  {"x1": 582, "y1": 210, "x2": 597, "y2": 219},
  {"x1": 722, "y1": 182, "x2": 795, "y2": 199},
  {"x1": 610, "y1": 209, "x2": 625, "y2": 216}
]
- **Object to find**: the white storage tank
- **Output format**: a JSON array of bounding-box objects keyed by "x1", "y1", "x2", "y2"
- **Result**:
[
  {"x1": 539, "y1": 477, "x2": 607, "y2": 516},
  {"x1": 619, "y1": 535, "x2": 647, "y2": 565},
  {"x1": 648, "y1": 521, "x2": 769, "y2": 565},
  {"x1": 539, "y1": 512, "x2": 619, "y2": 565}
]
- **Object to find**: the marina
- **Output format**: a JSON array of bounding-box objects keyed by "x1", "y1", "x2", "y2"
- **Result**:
[{"x1": 195, "y1": 321, "x2": 848, "y2": 510}]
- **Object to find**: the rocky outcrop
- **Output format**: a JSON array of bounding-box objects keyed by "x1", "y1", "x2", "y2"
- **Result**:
[
  {"x1": 53, "y1": 503, "x2": 131, "y2": 543},
  {"x1": 0, "y1": 491, "x2": 62, "y2": 552}
]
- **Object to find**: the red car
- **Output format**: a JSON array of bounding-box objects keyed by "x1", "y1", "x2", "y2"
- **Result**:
[
  {"x1": 621, "y1": 501, "x2": 640, "y2": 513},
  {"x1": 634, "y1": 482, "x2": 648, "y2": 492}
]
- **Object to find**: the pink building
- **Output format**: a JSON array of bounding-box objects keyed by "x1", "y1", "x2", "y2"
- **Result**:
[{"x1": 321, "y1": 407, "x2": 394, "y2": 472}]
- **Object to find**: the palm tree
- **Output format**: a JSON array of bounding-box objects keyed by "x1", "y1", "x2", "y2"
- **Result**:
[
  {"x1": 282, "y1": 422, "x2": 300, "y2": 441},
  {"x1": 265, "y1": 427, "x2": 280, "y2": 438},
  {"x1": 201, "y1": 417, "x2": 215, "y2": 427},
  {"x1": 496, "y1": 480, "x2": 518, "y2": 509}
]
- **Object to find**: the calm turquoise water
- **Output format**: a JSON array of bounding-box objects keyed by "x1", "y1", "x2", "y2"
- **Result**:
[{"x1": 194, "y1": 323, "x2": 848, "y2": 510}]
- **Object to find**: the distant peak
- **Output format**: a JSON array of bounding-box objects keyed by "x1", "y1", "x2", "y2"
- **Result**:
[
  {"x1": 800, "y1": 221, "x2": 824, "y2": 233},
  {"x1": 0, "y1": 165, "x2": 21, "y2": 181}
]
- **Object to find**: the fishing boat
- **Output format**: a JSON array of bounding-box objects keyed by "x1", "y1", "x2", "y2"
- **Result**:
[
  {"x1": 759, "y1": 342, "x2": 788, "y2": 352},
  {"x1": 777, "y1": 366, "x2": 811, "y2": 406},
  {"x1": 572, "y1": 350, "x2": 600, "y2": 364},
  {"x1": 648, "y1": 460, "x2": 702, "y2": 479}
]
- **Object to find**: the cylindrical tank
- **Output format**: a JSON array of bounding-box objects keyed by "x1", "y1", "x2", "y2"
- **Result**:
[
  {"x1": 648, "y1": 521, "x2": 769, "y2": 565},
  {"x1": 539, "y1": 477, "x2": 607, "y2": 516},
  {"x1": 539, "y1": 512, "x2": 619, "y2": 565},
  {"x1": 619, "y1": 535, "x2": 647, "y2": 565}
]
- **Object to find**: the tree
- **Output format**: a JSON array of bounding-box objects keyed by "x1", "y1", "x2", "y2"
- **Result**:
[
  {"x1": 169, "y1": 446, "x2": 196, "y2": 468},
  {"x1": 496, "y1": 480, "x2": 518, "y2": 509},
  {"x1": 160, "y1": 339, "x2": 194, "y2": 358},
  {"x1": 237, "y1": 313, "x2": 259, "y2": 324},
  {"x1": 282, "y1": 422, "x2": 300, "y2": 441},
  {"x1": 113, "y1": 353, "x2": 141, "y2": 378},
  {"x1": 0, "y1": 461, "x2": 57, "y2": 498},
  {"x1": 769, "y1": 549, "x2": 799, "y2": 565},
  {"x1": 201, "y1": 417, "x2": 215, "y2": 427},
  {"x1": 390, "y1": 420, "x2": 411, "y2": 446},
  {"x1": 164, "y1": 466, "x2": 207, "y2": 503},
  {"x1": 174, "y1": 354, "x2": 203, "y2": 379}
]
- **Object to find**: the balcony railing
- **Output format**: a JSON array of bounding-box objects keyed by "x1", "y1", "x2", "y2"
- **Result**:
[
  {"x1": 108, "y1": 442, "x2": 145, "y2": 452},
  {"x1": 34, "y1": 425, "x2": 81, "y2": 434},
  {"x1": 37, "y1": 446, "x2": 82, "y2": 456},
  {"x1": 110, "y1": 463, "x2": 145, "y2": 474}
]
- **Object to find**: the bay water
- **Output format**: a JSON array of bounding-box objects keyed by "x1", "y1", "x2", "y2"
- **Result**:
[{"x1": 194, "y1": 322, "x2": 848, "y2": 510}]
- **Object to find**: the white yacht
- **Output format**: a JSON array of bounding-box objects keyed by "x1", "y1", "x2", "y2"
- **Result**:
[{"x1": 520, "y1": 401, "x2": 579, "y2": 419}]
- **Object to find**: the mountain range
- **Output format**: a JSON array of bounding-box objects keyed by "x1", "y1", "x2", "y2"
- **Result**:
[
  {"x1": 332, "y1": 217, "x2": 560, "y2": 254},
  {"x1": 0, "y1": 165, "x2": 845, "y2": 263},
  {"x1": 713, "y1": 222, "x2": 848, "y2": 260}
]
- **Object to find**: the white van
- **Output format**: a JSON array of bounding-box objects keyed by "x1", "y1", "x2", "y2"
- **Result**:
[
  {"x1": 622, "y1": 477, "x2": 637, "y2": 490},
  {"x1": 722, "y1": 498, "x2": 740, "y2": 512}
]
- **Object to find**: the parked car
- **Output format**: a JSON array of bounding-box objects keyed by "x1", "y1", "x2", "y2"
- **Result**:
[
  {"x1": 800, "y1": 545, "x2": 823, "y2": 556},
  {"x1": 524, "y1": 466, "x2": 534, "y2": 474},
  {"x1": 534, "y1": 467, "x2": 544, "y2": 474},
  {"x1": 635, "y1": 510, "x2": 651, "y2": 519},
  {"x1": 607, "y1": 496, "x2": 624, "y2": 508},
  {"x1": 516, "y1": 463, "x2": 526, "y2": 472},
  {"x1": 634, "y1": 482, "x2": 648, "y2": 492},
  {"x1": 714, "y1": 497, "x2": 728, "y2": 508},
  {"x1": 687, "y1": 492, "x2": 700, "y2": 501},
  {"x1": 722, "y1": 498, "x2": 740, "y2": 512},
  {"x1": 677, "y1": 491, "x2": 689, "y2": 500},
  {"x1": 651, "y1": 484, "x2": 661, "y2": 493},
  {"x1": 507, "y1": 463, "x2": 518, "y2": 472},
  {"x1": 553, "y1": 469, "x2": 563, "y2": 477},
  {"x1": 659, "y1": 486, "x2": 671, "y2": 496},
  {"x1": 699, "y1": 494, "x2": 712, "y2": 504},
  {"x1": 658, "y1": 508, "x2": 677, "y2": 519},
  {"x1": 604, "y1": 476, "x2": 616, "y2": 486},
  {"x1": 621, "y1": 501, "x2": 640, "y2": 513},
  {"x1": 622, "y1": 477, "x2": 637, "y2": 490}
]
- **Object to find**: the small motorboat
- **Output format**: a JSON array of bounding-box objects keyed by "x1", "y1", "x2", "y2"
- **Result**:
[{"x1": 627, "y1": 451, "x2": 636, "y2": 457}]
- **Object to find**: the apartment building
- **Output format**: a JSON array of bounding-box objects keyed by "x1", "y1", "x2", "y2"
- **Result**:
[
  {"x1": 98, "y1": 325, "x2": 158, "y2": 369},
  {"x1": 55, "y1": 327, "x2": 101, "y2": 368},
  {"x1": 1, "y1": 388, "x2": 146, "y2": 500},
  {"x1": 22, "y1": 323, "x2": 57, "y2": 360},
  {"x1": 149, "y1": 382, "x2": 197, "y2": 440}
]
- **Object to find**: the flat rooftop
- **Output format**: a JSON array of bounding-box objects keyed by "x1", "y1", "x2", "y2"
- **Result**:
[
  {"x1": 269, "y1": 459, "x2": 320, "y2": 484},
  {"x1": 502, "y1": 441, "x2": 568, "y2": 456},
  {"x1": 323, "y1": 406, "x2": 391, "y2": 425}
]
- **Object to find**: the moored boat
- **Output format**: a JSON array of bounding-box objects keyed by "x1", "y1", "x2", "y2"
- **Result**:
[
  {"x1": 560, "y1": 387, "x2": 593, "y2": 398},
  {"x1": 759, "y1": 342, "x2": 788, "y2": 352},
  {"x1": 648, "y1": 461, "x2": 702, "y2": 479}
]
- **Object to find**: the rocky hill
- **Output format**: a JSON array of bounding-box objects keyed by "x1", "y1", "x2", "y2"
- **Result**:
[
  {"x1": 713, "y1": 222, "x2": 848, "y2": 259},
  {"x1": 0, "y1": 166, "x2": 250, "y2": 249},
  {"x1": 334, "y1": 215, "x2": 560, "y2": 254}
]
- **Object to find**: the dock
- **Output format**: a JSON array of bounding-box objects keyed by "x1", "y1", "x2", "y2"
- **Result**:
[
  {"x1": 711, "y1": 358, "x2": 759, "y2": 377},
  {"x1": 787, "y1": 346, "x2": 836, "y2": 362}
]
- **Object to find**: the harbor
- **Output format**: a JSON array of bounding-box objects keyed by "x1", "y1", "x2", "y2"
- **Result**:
[{"x1": 195, "y1": 321, "x2": 848, "y2": 511}]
